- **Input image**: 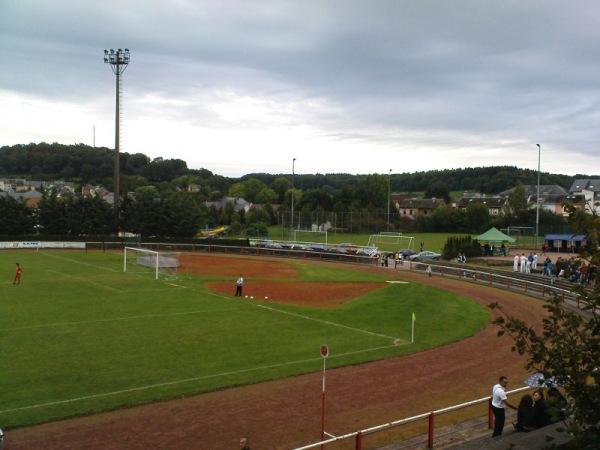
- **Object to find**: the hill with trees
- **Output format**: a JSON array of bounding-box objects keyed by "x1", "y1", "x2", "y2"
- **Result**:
[{"x1": 1, "y1": 142, "x2": 597, "y2": 239}]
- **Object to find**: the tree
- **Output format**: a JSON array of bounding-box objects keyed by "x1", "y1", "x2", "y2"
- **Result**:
[
  {"x1": 490, "y1": 209, "x2": 600, "y2": 447},
  {"x1": 271, "y1": 177, "x2": 291, "y2": 203},
  {"x1": 0, "y1": 196, "x2": 35, "y2": 235}
]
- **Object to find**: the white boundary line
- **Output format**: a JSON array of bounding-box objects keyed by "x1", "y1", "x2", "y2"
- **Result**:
[
  {"x1": 2, "y1": 307, "x2": 241, "y2": 331},
  {"x1": 255, "y1": 303, "x2": 406, "y2": 343},
  {"x1": 0, "y1": 343, "x2": 400, "y2": 415}
]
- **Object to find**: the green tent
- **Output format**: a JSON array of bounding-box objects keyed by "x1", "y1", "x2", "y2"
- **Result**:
[{"x1": 475, "y1": 227, "x2": 515, "y2": 243}]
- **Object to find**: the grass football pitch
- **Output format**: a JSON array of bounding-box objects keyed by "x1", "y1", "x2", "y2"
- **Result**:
[{"x1": 0, "y1": 250, "x2": 488, "y2": 429}]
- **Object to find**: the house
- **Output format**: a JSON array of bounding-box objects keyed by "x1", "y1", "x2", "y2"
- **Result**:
[
  {"x1": 453, "y1": 196, "x2": 506, "y2": 216},
  {"x1": 204, "y1": 197, "x2": 251, "y2": 213},
  {"x1": 569, "y1": 179, "x2": 600, "y2": 214},
  {"x1": 397, "y1": 198, "x2": 445, "y2": 220},
  {"x1": 498, "y1": 184, "x2": 573, "y2": 217}
]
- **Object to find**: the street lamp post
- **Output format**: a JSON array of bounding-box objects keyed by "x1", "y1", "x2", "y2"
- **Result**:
[
  {"x1": 103, "y1": 48, "x2": 130, "y2": 222},
  {"x1": 535, "y1": 144, "x2": 541, "y2": 248},
  {"x1": 387, "y1": 169, "x2": 392, "y2": 231},
  {"x1": 291, "y1": 158, "x2": 296, "y2": 229}
]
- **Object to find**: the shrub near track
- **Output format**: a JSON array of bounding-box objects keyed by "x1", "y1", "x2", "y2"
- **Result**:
[{"x1": 0, "y1": 251, "x2": 487, "y2": 428}]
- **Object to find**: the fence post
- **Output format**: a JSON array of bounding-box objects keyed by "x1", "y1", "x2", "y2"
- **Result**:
[
  {"x1": 428, "y1": 411, "x2": 435, "y2": 448},
  {"x1": 355, "y1": 431, "x2": 362, "y2": 450},
  {"x1": 488, "y1": 397, "x2": 494, "y2": 429}
]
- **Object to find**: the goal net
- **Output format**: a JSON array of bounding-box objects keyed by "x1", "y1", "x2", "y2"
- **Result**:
[
  {"x1": 124, "y1": 247, "x2": 180, "y2": 280},
  {"x1": 367, "y1": 232, "x2": 414, "y2": 249}
]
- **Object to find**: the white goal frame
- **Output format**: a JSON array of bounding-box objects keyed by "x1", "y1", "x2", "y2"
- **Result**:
[
  {"x1": 367, "y1": 232, "x2": 414, "y2": 249},
  {"x1": 124, "y1": 247, "x2": 180, "y2": 280}
]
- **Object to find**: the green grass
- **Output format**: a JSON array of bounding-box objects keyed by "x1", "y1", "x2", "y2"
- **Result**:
[{"x1": 0, "y1": 250, "x2": 489, "y2": 429}]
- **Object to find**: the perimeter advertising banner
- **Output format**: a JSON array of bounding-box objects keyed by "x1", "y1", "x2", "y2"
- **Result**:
[{"x1": 0, "y1": 242, "x2": 86, "y2": 249}]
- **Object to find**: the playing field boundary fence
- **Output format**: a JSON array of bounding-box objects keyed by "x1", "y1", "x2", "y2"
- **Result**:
[{"x1": 292, "y1": 386, "x2": 531, "y2": 450}]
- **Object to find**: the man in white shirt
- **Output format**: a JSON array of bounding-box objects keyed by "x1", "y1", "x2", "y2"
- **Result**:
[
  {"x1": 235, "y1": 274, "x2": 244, "y2": 297},
  {"x1": 491, "y1": 375, "x2": 518, "y2": 437}
]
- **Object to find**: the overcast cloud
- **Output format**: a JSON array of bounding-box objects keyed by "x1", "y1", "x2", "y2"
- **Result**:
[{"x1": 1, "y1": 0, "x2": 599, "y2": 177}]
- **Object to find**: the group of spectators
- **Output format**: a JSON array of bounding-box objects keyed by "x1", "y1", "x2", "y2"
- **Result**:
[
  {"x1": 513, "y1": 253, "x2": 539, "y2": 273},
  {"x1": 512, "y1": 387, "x2": 566, "y2": 433},
  {"x1": 492, "y1": 375, "x2": 567, "y2": 438}
]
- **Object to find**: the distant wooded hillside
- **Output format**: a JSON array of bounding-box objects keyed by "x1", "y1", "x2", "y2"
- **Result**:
[{"x1": 1, "y1": 142, "x2": 595, "y2": 194}]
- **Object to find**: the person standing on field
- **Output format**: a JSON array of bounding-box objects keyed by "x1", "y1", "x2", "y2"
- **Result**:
[
  {"x1": 235, "y1": 274, "x2": 244, "y2": 297},
  {"x1": 13, "y1": 262, "x2": 22, "y2": 285},
  {"x1": 491, "y1": 375, "x2": 518, "y2": 437},
  {"x1": 239, "y1": 436, "x2": 251, "y2": 450}
]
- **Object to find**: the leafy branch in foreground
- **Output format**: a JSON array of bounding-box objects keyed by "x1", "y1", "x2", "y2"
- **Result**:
[{"x1": 490, "y1": 282, "x2": 600, "y2": 447}]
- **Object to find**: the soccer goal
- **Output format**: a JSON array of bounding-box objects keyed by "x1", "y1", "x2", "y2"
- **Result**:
[
  {"x1": 367, "y1": 232, "x2": 414, "y2": 249},
  {"x1": 124, "y1": 247, "x2": 181, "y2": 280}
]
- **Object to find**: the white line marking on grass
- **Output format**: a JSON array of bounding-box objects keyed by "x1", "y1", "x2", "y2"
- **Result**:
[
  {"x1": 0, "y1": 343, "x2": 404, "y2": 415},
  {"x1": 47, "y1": 270, "x2": 121, "y2": 292},
  {"x1": 255, "y1": 304, "x2": 404, "y2": 343},
  {"x1": 2, "y1": 307, "x2": 241, "y2": 331},
  {"x1": 40, "y1": 252, "x2": 120, "y2": 272},
  {"x1": 386, "y1": 280, "x2": 410, "y2": 284}
]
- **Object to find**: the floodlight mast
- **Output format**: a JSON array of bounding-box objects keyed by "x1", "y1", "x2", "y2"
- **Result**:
[
  {"x1": 535, "y1": 144, "x2": 541, "y2": 248},
  {"x1": 103, "y1": 48, "x2": 130, "y2": 228}
]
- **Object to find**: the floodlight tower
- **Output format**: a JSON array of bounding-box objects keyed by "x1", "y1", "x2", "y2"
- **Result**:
[
  {"x1": 103, "y1": 48, "x2": 130, "y2": 216},
  {"x1": 291, "y1": 158, "x2": 296, "y2": 229},
  {"x1": 387, "y1": 169, "x2": 392, "y2": 231},
  {"x1": 535, "y1": 144, "x2": 541, "y2": 248}
]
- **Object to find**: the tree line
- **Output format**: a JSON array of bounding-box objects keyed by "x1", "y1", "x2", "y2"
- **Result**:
[{"x1": 0, "y1": 142, "x2": 595, "y2": 238}]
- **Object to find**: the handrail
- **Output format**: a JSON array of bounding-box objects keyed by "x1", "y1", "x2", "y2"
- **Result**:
[{"x1": 293, "y1": 386, "x2": 531, "y2": 450}]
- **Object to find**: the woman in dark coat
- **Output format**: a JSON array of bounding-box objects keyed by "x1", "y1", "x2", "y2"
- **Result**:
[
  {"x1": 513, "y1": 394, "x2": 537, "y2": 432},
  {"x1": 533, "y1": 389, "x2": 550, "y2": 428}
]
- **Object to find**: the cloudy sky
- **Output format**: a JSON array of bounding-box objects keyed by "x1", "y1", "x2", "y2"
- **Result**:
[{"x1": 1, "y1": 1, "x2": 599, "y2": 178}]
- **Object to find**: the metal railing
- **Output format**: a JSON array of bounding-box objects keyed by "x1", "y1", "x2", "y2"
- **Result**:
[{"x1": 293, "y1": 386, "x2": 531, "y2": 450}]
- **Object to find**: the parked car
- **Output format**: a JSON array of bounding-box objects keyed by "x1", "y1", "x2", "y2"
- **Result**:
[
  {"x1": 397, "y1": 249, "x2": 417, "y2": 258},
  {"x1": 409, "y1": 251, "x2": 442, "y2": 261}
]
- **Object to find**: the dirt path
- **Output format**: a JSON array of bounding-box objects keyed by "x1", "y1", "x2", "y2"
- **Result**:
[{"x1": 5, "y1": 258, "x2": 544, "y2": 450}]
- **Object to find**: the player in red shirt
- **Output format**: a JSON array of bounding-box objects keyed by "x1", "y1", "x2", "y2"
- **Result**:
[{"x1": 13, "y1": 262, "x2": 22, "y2": 285}]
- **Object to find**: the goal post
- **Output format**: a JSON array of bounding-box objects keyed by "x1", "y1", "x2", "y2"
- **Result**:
[
  {"x1": 124, "y1": 247, "x2": 181, "y2": 280},
  {"x1": 367, "y1": 232, "x2": 414, "y2": 249}
]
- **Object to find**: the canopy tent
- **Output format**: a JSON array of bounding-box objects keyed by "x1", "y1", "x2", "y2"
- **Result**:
[{"x1": 475, "y1": 227, "x2": 515, "y2": 243}]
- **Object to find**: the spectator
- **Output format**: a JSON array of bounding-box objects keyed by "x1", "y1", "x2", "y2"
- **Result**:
[
  {"x1": 513, "y1": 394, "x2": 537, "y2": 432},
  {"x1": 533, "y1": 389, "x2": 550, "y2": 428},
  {"x1": 240, "y1": 436, "x2": 251, "y2": 450},
  {"x1": 491, "y1": 375, "x2": 518, "y2": 437},
  {"x1": 546, "y1": 387, "x2": 568, "y2": 423}
]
